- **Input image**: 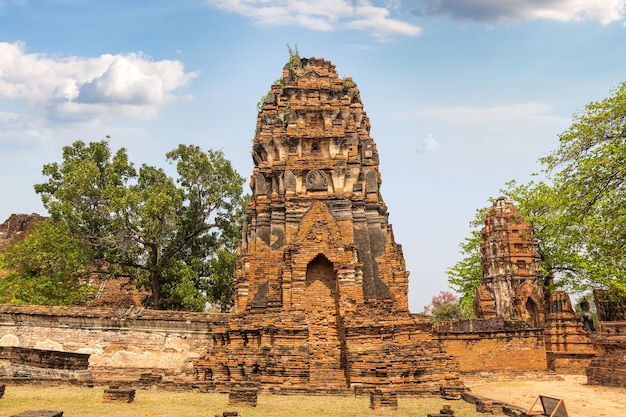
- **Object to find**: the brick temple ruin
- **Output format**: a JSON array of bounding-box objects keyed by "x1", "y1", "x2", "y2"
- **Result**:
[
  {"x1": 474, "y1": 197, "x2": 546, "y2": 325},
  {"x1": 193, "y1": 56, "x2": 463, "y2": 394}
]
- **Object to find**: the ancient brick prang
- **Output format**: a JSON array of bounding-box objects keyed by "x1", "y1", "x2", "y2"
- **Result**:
[
  {"x1": 195, "y1": 56, "x2": 463, "y2": 394},
  {"x1": 237, "y1": 56, "x2": 406, "y2": 313},
  {"x1": 474, "y1": 197, "x2": 545, "y2": 326}
]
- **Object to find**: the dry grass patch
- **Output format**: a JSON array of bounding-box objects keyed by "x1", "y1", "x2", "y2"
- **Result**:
[{"x1": 0, "y1": 385, "x2": 486, "y2": 417}]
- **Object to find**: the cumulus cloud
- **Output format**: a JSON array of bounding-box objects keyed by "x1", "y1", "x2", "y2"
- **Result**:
[
  {"x1": 416, "y1": 133, "x2": 440, "y2": 154},
  {"x1": 207, "y1": 0, "x2": 421, "y2": 38},
  {"x1": 412, "y1": 0, "x2": 626, "y2": 24},
  {"x1": 0, "y1": 42, "x2": 198, "y2": 123}
]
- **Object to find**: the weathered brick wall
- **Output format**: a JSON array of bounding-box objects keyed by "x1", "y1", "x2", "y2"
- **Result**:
[
  {"x1": 436, "y1": 330, "x2": 546, "y2": 373},
  {"x1": 0, "y1": 304, "x2": 224, "y2": 383},
  {"x1": 586, "y1": 321, "x2": 626, "y2": 387},
  {"x1": 544, "y1": 292, "x2": 598, "y2": 373},
  {"x1": 586, "y1": 290, "x2": 626, "y2": 386},
  {"x1": 0, "y1": 346, "x2": 89, "y2": 370},
  {"x1": 434, "y1": 320, "x2": 546, "y2": 373},
  {"x1": 0, "y1": 213, "x2": 47, "y2": 248}
]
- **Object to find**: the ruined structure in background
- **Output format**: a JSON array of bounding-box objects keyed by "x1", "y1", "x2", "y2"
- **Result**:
[
  {"x1": 0, "y1": 213, "x2": 47, "y2": 249},
  {"x1": 474, "y1": 197, "x2": 545, "y2": 325},
  {"x1": 194, "y1": 56, "x2": 463, "y2": 394},
  {"x1": 586, "y1": 290, "x2": 626, "y2": 387},
  {"x1": 543, "y1": 290, "x2": 597, "y2": 372}
]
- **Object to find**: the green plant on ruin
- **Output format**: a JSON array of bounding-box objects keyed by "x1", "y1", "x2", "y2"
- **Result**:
[
  {"x1": 280, "y1": 99, "x2": 291, "y2": 131},
  {"x1": 286, "y1": 43, "x2": 303, "y2": 81},
  {"x1": 256, "y1": 92, "x2": 269, "y2": 113},
  {"x1": 343, "y1": 78, "x2": 354, "y2": 89}
]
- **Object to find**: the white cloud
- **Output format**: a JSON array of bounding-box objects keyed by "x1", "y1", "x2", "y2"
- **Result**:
[
  {"x1": 415, "y1": 102, "x2": 568, "y2": 132},
  {"x1": 416, "y1": 133, "x2": 440, "y2": 154},
  {"x1": 0, "y1": 42, "x2": 198, "y2": 123},
  {"x1": 207, "y1": 0, "x2": 421, "y2": 38},
  {"x1": 413, "y1": 0, "x2": 626, "y2": 24}
]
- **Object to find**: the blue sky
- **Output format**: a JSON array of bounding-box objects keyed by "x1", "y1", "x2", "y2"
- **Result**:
[{"x1": 1, "y1": 0, "x2": 625, "y2": 312}]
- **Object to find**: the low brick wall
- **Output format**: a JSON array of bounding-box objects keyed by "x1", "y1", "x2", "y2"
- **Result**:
[
  {"x1": 435, "y1": 322, "x2": 546, "y2": 373},
  {"x1": 0, "y1": 346, "x2": 89, "y2": 370},
  {"x1": 0, "y1": 304, "x2": 227, "y2": 384}
]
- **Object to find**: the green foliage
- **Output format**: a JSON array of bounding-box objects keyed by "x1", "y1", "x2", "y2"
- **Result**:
[
  {"x1": 423, "y1": 291, "x2": 468, "y2": 323},
  {"x1": 206, "y1": 250, "x2": 238, "y2": 312},
  {"x1": 536, "y1": 81, "x2": 626, "y2": 294},
  {"x1": 0, "y1": 220, "x2": 93, "y2": 305},
  {"x1": 35, "y1": 140, "x2": 246, "y2": 311}
]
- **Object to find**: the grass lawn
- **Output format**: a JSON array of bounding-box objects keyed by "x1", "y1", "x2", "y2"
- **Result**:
[{"x1": 0, "y1": 385, "x2": 486, "y2": 417}]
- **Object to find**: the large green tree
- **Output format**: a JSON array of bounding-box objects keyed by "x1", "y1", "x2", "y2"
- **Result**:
[
  {"x1": 0, "y1": 220, "x2": 93, "y2": 305},
  {"x1": 448, "y1": 81, "x2": 626, "y2": 302},
  {"x1": 35, "y1": 139, "x2": 246, "y2": 311}
]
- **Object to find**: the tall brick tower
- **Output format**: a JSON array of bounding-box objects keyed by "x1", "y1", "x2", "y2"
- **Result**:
[
  {"x1": 235, "y1": 56, "x2": 407, "y2": 314},
  {"x1": 474, "y1": 197, "x2": 546, "y2": 326},
  {"x1": 194, "y1": 56, "x2": 463, "y2": 395}
]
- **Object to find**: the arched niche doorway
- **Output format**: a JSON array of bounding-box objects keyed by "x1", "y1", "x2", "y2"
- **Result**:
[
  {"x1": 306, "y1": 253, "x2": 338, "y2": 296},
  {"x1": 305, "y1": 253, "x2": 349, "y2": 387},
  {"x1": 525, "y1": 297, "x2": 539, "y2": 327}
]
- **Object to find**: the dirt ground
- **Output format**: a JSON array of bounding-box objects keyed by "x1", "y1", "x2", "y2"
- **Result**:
[{"x1": 464, "y1": 373, "x2": 626, "y2": 416}]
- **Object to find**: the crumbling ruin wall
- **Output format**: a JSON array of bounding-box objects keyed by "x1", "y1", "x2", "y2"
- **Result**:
[
  {"x1": 586, "y1": 290, "x2": 626, "y2": 387},
  {"x1": 434, "y1": 319, "x2": 547, "y2": 373},
  {"x1": 0, "y1": 304, "x2": 225, "y2": 385},
  {"x1": 544, "y1": 291, "x2": 598, "y2": 373}
]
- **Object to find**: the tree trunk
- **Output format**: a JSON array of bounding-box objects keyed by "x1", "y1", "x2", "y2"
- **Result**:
[
  {"x1": 151, "y1": 269, "x2": 161, "y2": 309},
  {"x1": 150, "y1": 247, "x2": 161, "y2": 309}
]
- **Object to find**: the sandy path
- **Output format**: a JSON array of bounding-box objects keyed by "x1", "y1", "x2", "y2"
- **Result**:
[{"x1": 465, "y1": 374, "x2": 626, "y2": 416}]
